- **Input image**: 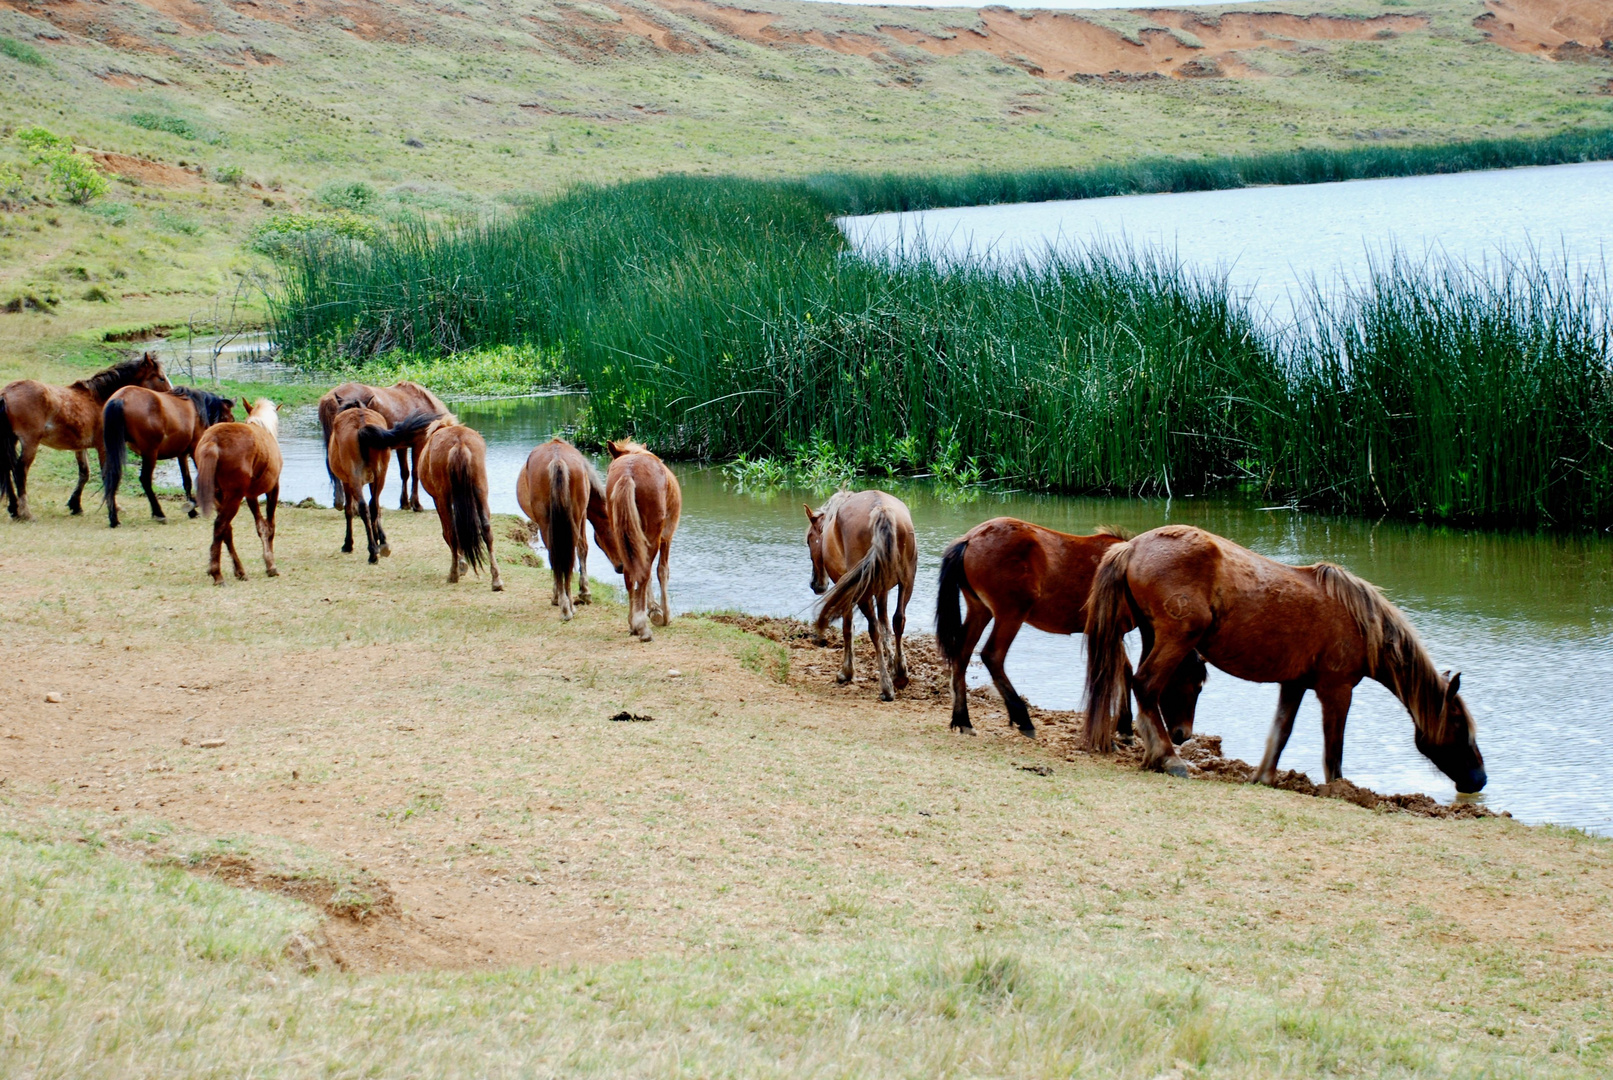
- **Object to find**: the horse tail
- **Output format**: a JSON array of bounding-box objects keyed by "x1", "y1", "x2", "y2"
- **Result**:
[
  {"x1": 0, "y1": 396, "x2": 16, "y2": 506},
  {"x1": 610, "y1": 472, "x2": 648, "y2": 579},
  {"x1": 101, "y1": 397, "x2": 127, "y2": 504},
  {"x1": 1083, "y1": 541, "x2": 1136, "y2": 753},
  {"x1": 935, "y1": 537, "x2": 970, "y2": 669},
  {"x1": 547, "y1": 457, "x2": 575, "y2": 583},
  {"x1": 319, "y1": 395, "x2": 342, "y2": 507},
  {"x1": 357, "y1": 410, "x2": 438, "y2": 453},
  {"x1": 817, "y1": 502, "x2": 896, "y2": 633},
  {"x1": 447, "y1": 443, "x2": 488, "y2": 574},
  {"x1": 195, "y1": 439, "x2": 219, "y2": 518}
]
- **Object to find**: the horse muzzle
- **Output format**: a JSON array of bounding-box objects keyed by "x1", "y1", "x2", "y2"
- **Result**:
[{"x1": 1456, "y1": 767, "x2": 1487, "y2": 794}]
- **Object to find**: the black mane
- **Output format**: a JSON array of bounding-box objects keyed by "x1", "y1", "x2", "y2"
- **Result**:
[
  {"x1": 170, "y1": 385, "x2": 235, "y2": 426},
  {"x1": 71, "y1": 354, "x2": 161, "y2": 402}
]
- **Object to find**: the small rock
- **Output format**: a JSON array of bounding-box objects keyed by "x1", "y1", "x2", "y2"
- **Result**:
[
  {"x1": 198, "y1": 738, "x2": 226, "y2": 749},
  {"x1": 667, "y1": 669, "x2": 682, "y2": 678},
  {"x1": 607, "y1": 711, "x2": 655, "y2": 723},
  {"x1": 44, "y1": 692, "x2": 62, "y2": 704},
  {"x1": 1018, "y1": 763, "x2": 1053, "y2": 776},
  {"x1": 521, "y1": 873, "x2": 541, "y2": 885}
]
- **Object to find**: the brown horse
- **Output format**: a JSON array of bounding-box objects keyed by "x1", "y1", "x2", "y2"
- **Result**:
[
  {"x1": 326, "y1": 406, "x2": 440, "y2": 564},
  {"x1": 416, "y1": 416, "x2": 504, "y2": 591},
  {"x1": 935, "y1": 517, "x2": 1206, "y2": 737},
  {"x1": 101, "y1": 386, "x2": 236, "y2": 527},
  {"x1": 318, "y1": 381, "x2": 448, "y2": 511},
  {"x1": 605, "y1": 440, "x2": 681, "y2": 641},
  {"x1": 195, "y1": 398, "x2": 282, "y2": 584},
  {"x1": 1084, "y1": 524, "x2": 1486, "y2": 791},
  {"x1": 1, "y1": 352, "x2": 171, "y2": 520},
  {"x1": 805, "y1": 490, "x2": 917, "y2": 702},
  {"x1": 515, "y1": 438, "x2": 615, "y2": 619}
]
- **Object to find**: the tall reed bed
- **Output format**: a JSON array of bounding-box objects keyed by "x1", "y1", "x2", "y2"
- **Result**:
[{"x1": 272, "y1": 169, "x2": 1613, "y2": 528}]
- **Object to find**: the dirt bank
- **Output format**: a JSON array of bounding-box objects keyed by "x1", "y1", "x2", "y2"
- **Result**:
[{"x1": 1476, "y1": 0, "x2": 1613, "y2": 61}]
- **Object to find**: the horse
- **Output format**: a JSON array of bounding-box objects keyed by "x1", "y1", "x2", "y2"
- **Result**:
[
  {"x1": 604, "y1": 440, "x2": 681, "y2": 642},
  {"x1": 325, "y1": 405, "x2": 440, "y2": 564},
  {"x1": 101, "y1": 386, "x2": 235, "y2": 527},
  {"x1": 317, "y1": 381, "x2": 448, "y2": 512},
  {"x1": 515, "y1": 438, "x2": 616, "y2": 619},
  {"x1": 195, "y1": 398, "x2": 282, "y2": 584},
  {"x1": 805, "y1": 490, "x2": 917, "y2": 702},
  {"x1": 1083, "y1": 524, "x2": 1486, "y2": 791},
  {"x1": 935, "y1": 517, "x2": 1206, "y2": 737},
  {"x1": 1, "y1": 352, "x2": 171, "y2": 520},
  {"x1": 416, "y1": 415, "x2": 504, "y2": 591}
]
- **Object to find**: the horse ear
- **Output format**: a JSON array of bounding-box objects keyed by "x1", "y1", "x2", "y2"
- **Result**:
[
  {"x1": 802, "y1": 503, "x2": 818, "y2": 523},
  {"x1": 607, "y1": 440, "x2": 628, "y2": 458},
  {"x1": 240, "y1": 397, "x2": 252, "y2": 414},
  {"x1": 1446, "y1": 672, "x2": 1461, "y2": 699}
]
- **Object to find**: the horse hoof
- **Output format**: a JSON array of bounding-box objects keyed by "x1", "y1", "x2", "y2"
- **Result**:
[
  {"x1": 188, "y1": 508, "x2": 199, "y2": 519},
  {"x1": 577, "y1": 594, "x2": 591, "y2": 606},
  {"x1": 836, "y1": 672, "x2": 852, "y2": 685},
  {"x1": 266, "y1": 568, "x2": 279, "y2": 578},
  {"x1": 380, "y1": 545, "x2": 392, "y2": 558},
  {"x1": 950, "y1": 718, "x2": 975, "y2": 733},
  {"x1": 1016, "y1": 725, "x2": 1037, "y2": 740},
  {"x1": 234, "y1": 572, "x2": 247, "y2": 582},
  {"x1": 342, "y1": 544, "x2": 353, "y2": 554},
  {"x1": 893, "y1": 673, "x2": 910, "y2": 690},
  {"x1": 561, "y1": 609, "x2": 574, "y2": 622},
  {"x1": 369, "y1": 555, "x2": 379, "y2": 565},
  {"x1": 1163, "y1": 758, "x2": 1190, "y2": 779},
  {"x1": 491, "y1": 581, "x2": 504, "y2": 593},
  {"x1": 550, "y1": 597, "x2": 560, "y2": 606},
  {"x1": 880, "y1": 688, "x2": 894, "y2": 702}
]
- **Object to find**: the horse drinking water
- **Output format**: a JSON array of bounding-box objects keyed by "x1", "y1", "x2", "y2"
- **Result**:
[
  {"x1": 605, "y1": 441, "x2": 681, "y2": 642},
  {"x1": 805, "y1": 490, "x2": 917, "y2": 702},
  {"x1": 101, "y1": 386, "x2": 236, "y2": 527},
  {"x1": 195, "y1": 398, "x2": 282, "y2": 584},
  {"x1": 1083, "y1": 524, "x2": 1486, "y2": 791},
  {"x1": 416, "y1": 415, "x2": 504, "y2": 591},
  {"x1": 516, "y1": 438, "x2": 615, "y2": 619}
]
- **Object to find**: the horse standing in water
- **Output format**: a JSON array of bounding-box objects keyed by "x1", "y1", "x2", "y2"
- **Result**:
[
  {"x1": 805, "y1": 490, "x2": 918, "y2": 701},
  {"x1": 195, "y1": 398, "x2": 282, "y2": 584},
  {"x1": 416, "y1": 415, "x2": 504, "y2": 591},
  {"x1": 101, "y1": 386, "x2": 235, "y2": 527},
  {"x1": 325, "y1": 406, "x2": 440, "y2": 564},
  {"x1": 516, "y1": 438, "x2": 615, "y2": 619},
  {"x1": 1084, "y1": 524, "x2": 1486, "y2": 791},
  {"x1": 1, "y1": 353, "x2": 171, "y2": 520},
  {"x1": 605, "y1": 440, "x2": 681, "y2": 642},
  {"x1": 935, "y1": 517, "x2": 1206, "y2": 737},
  {"x1": 318, "y1": 381, "x2": 448, "y2": 512}
]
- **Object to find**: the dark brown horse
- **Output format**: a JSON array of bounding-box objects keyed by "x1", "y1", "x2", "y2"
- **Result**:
[
  {"x1": 806, "y1": 490, "x2": 917, "y2": 702},
  {"x1": 101, "y1": 386, "x2": 235, "y2": 527},
  {"x1": 515, "y1": 438, "x2": 614, "y2": 619},
  {"x1": 326, "y1": 406, "x2": 440, "y2": 564},
  {"x1": 1084, "y1": 524, "x2": 1486, "y2": 791},
  {"x1": 417, "y1": 416, "x2": 504, "y2": 591},
  {"x1": 318, "y1": 381, "x2": 448, "y2": 511},
  {"x1": 195, "y1": 398, "x2": 282, "y2": 584},
  {"x1": 936, "y1": 517, "x2": 1206, "y2": 737},
  {"x1": 1, "y1": 352, "x2": 171, "y2": 520},
  {"x1": 605, "y1": 440, "x2": 681, "y2": 642}
]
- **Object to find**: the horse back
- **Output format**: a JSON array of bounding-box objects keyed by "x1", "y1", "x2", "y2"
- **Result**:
[
  {"x1": 329, "y1": 406, "x2": 389, "y2": 482},
  {"x1": 198, "y1": 422, "x2": 279, "y2": 499},
  {"x1": 1, "y1": 379, "x2": 102, "y2": 450},
  {"x1": 518, "y1": 439, "x2": 592, "y2": 521},
  {"x1": 420, "y1": 424, "x2": 487, "y2": 500}
]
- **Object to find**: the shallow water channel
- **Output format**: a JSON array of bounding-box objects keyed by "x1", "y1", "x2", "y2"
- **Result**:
[{"x1": 151, "y1": 383, "x2": 1613, "y2": 835}]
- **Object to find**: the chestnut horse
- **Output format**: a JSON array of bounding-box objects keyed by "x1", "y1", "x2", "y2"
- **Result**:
[
  {"x1": 196, "y1": 398, "x2": 282, "y2": 584},
  {"x1": 318, "y1": 381, "x2": 447, "y2": 511},
  {"x1": 805, "y1": 490, "x2": 917, "y2": 702},
  {"x1": 1, "y1": 352, "x2": 171, "y2": 520},
  {"x1": 936, "y1": 517, "x2": 1206, "y2": 737},
  {"x1": 101, "y1": 386, "x2": 235, "y2": 527},
  {"x1": 516, "y1": 438, "x2": 615, "y2": 619},
  {"x1": 605, "y1": 440, "x2": 681, "y2": 641},
  {"x1": 1084, "y1": 524, "x2": 1486, "y2": 791},
  {"x1": 326, "y1": 406, "x2": 440, "y2": 564},
  {"x1": 416, "y1": 416, "x2": 504, "y2": 591}
]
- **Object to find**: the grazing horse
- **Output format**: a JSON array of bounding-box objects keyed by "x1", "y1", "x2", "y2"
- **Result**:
[
  {"x1": 101, "y1": 386, "x2": 235, "y2": 527},
  {"x1": 515, "y1": 438, "x2": 615, "y2": 619},
  {"x1": 604, "y1": 440, "x2": 681, "y2": 642},
  {"x1": 1, "y1": 352, "x2": 171, "y2": 520},
  {"x1": 317, "y1": 380, "x2": 448, "y2": 511},
  {"x1": 416, "y1": 415, "x2": 504, "y2": 591},
  {"x1": 1084, "y1": 524, "x2": 1486, "y2": 791},
  {"x1": 195, "y1": 398, "x2": 282, "y2": 584},
  {"x1": 326, "y1": 406, "x2": 440, "y2": 564},
  {"x1": 805, "y1": 490, "x2": 917, "y2": 702},
  {"x1": 935, "y1": 517, "x2": 1206, "y2": 737}
]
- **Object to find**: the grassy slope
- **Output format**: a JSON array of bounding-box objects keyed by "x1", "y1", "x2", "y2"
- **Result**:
[{"x1": 0, "y1": 503, "x2": 1610, "y2": 1076}]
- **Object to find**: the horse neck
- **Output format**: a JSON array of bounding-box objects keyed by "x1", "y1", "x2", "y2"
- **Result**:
[
  {"x1": 249, "y1": 409, "x2": 279, "y2": 439},
  {"x1": 1372, "y1": 630, "x2": 1447, "y2": 741}
]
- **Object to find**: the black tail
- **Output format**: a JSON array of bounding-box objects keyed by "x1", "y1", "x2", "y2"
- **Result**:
[
  {"x1": 547, "y1": 457, "x2": 575, "y2": 586},
  {"x1": 319, "y1": 397, "x2": 342, "y2": 507},
  {"x1": 935, "y1": 538, "x2": 970, "y2": 668},
  {"x1": 0, "y1": 397, "x2": 16, "y2": 507},
  {"x1": 447, "y1": 445, "x2": 488, "y2": 574},
  {"x1": 816, "y1": 504, "x2": 896, "y2": 632},
  {"x1": 101, "y1": 397, "x2": 127, "y2": 512},
  {"x1": 357, "y1": 410, "x2": 439, "y2": 454}
]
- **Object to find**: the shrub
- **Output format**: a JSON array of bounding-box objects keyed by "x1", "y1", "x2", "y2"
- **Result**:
[
  {"x1": 317, "y1": 180, "x2": 377, "y2": 213},
  {"x1": 250, "y1": 210, "x2": 376, "y2": 259},
  {"x1": 48, "y1": 152, "x2": 108, "y2": 205},
  {"x1": 15, "y1": 125, "x2": 68, "y2": 156},
  {"x1": 213, "y1": 164, "x2": 244, "y2": 185},
  {"x1": 125, "y1": 112, "x2": 201, "y2": 140},
  {"x1": 0, "y1": 35, "x2": 46, "y2": 67}
]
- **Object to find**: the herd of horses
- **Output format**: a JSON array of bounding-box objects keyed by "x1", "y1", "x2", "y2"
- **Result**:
[{"x1": 0, "y1": 356, "x2": 1488, "y2": 795}]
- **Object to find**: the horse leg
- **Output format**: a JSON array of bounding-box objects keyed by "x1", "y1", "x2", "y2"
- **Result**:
[
  {"x1": 862, "y1": 596, "x2": 893, "y2": 701},
  {"x1": 949, "y1": 597, "x2": 991, "y2": 732},
  {"x1": 575, "y1": 509, "x2": 591, "y2": 605},
  {"x1": 222, "y1": 498, "x2": 247, "y2": 581},
  {"x1": 1130, "y1": 635, "x2": 1201, "y2": 776},
  {"x1": 891, "y1": 578, "x2": 912, "y2": 691},
  {"x1": 1162, "y1": 651, "x2": 1208, "y2": 744},
  {"x1": 178, "y1": 455, "x2": 198, "y2": 518},
  {"x1": 410, "y1": 446, "x2": 425, "y2": 512},
  {"x1": 208, "y1": 503, "x2": 230, "y2": 583},
  {"x1": 1317, "y1": 682, "x2": 1354, "y2": 785},
  {"x1": 260, "y1": 486, "x2": 279, "y2": 577},
  {"x1": 651, "y1": 539, "x2": 670, "y2": 626},
  {"x1": 837, "y1": 610, "x2": 855, "y2": 684},
  {"x1": 437, "y1": 502, "x2": 459, "y2": 583},
  {"x1": 362, "y1": 486, "x2": 382, "y2": 564},
  {"x1": 371, "y1": 482, "x2": 390, "y2": 557},
  {"x1": 13, "y1": 441, "x2": 37, "y2": 520},
  {"x1": 396, "y1": 448, "x2": 411, "y2": 511},
  {"x1": 140, "y1": 454, "x2": 164, "y2": 520},
  {"x1": 978, "y1": 612, "x2": 1033, "y2": 735},
  {"x1": 247, "y1": 493, "x2": 273, "y2": 578},
  {"x1": 633, "y1": 578, "x2": 653, "y2": 642},
  {"x1": 484, "y1": 506, "x2": 503, "y2": 593},
  {"x1": 342, "y1": 484, "x2": 356, "y2": 553},
  {"x1": 64, "y1": 449, "x2": 90, "y2": 515},
  {"x1": 1251, "y1": 681, "x2": 1308, "y2": 786}
]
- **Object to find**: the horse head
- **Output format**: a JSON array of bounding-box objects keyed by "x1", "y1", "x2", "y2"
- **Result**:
[
  {"x1": 803, "y1": 503, "x2": 829, "y2": 595},
  {"x1": 137, "y1": 352, "x2": 173, "y2": 393},
  {"x1": 1413, "y1": 671, "x2": 1487, "y2": 793}
]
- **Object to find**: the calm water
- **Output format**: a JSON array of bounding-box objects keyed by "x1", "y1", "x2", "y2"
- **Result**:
[
  {"x1": 840, "y1": 161, "x2": 1613, "y2": 323},
  {"x1": 160, "y1": 392, "x2": 1613, "y2": 835}
]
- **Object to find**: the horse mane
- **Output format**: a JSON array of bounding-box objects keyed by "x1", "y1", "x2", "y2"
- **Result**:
[
  {"x1": 1312, "y1": 563, "x2": 1453, "y2": 744},
  {"x1": 1093, "y1": 524, "x2": 1132, "y2": 540},
  {"x1": 612, "y1": 439, "x2": 648, "y2": 454},
  {"x1": 71, "y1": 355, "x2": 158, "y2": 402},
  {"x1": 815, "y1": 489, "x2": 852, "y2": 518},
  {"x1": 171, "y1": 386, "x2": 234, "y2": 425}
]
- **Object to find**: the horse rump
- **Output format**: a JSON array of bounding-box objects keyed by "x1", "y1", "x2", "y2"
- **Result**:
[
  {"x1": 546, "y1": 457, "x2": 575, "y2": 585},
  {"x1": 100, "y1": 396, "x2": 128, "y2": 507},
  {"x1": 357, "y1": 410, "x2": 439, "y2": 454},
  {"x1": 1082, "y1": 541, "x2": 1136, "y2": 753},
  {"x1": 446, "y1": 444, "x2": 488, "y2": 574},
  {"x1": 934, "y1": 537, "x2": 970, "y2": 668},
  {"x1": 0, "y1": 396, "x2": 15, "y2": 506},
  {"x1": 608, "y1": 471, "x2": 647, "y2": 578},
  {"x1": 816, "y1": 503, "x2": 895, "y2": 634}
]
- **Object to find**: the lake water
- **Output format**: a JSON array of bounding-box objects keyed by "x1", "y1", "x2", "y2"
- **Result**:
[
  {"x1": 840, "y1": 161, "x2": 1613, "y2": 324},
  {"x1": 157, "y1": 390, "x2": 1613, "y2": 836}
]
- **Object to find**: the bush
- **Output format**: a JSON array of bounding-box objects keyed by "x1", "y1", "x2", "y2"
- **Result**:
[
  {"x1": 317, "y1": 180, "x2": 377, "y2": 213},
  {"x1": 48, "y1": 152, "x2": 108, "y2": 205},
  {"x1": 15, "y1": 125, "x2": 67, "y2": 156},
  {"x1": 213, "y1": 164, "x2": 244, "y2": 186},
  {"x1": 125, "y1": 112, "x2": 201, "y2": 140},
  {"x1": 0, "y1": 163, "x2": 24, "y2": 199},
  {"x1": 250, "y1": 210, "x2": 376, "y2": 259},
  {"x1": 0, "y1": 35, "x2": 46, "y2": 67},
  {"x1": 87, "y1": 201, "x2": 131, "y2": 226}
]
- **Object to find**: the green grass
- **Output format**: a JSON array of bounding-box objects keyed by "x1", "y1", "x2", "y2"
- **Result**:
[{"x1": 0, "y1": 35, "x2": 46, "y2": 67}]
